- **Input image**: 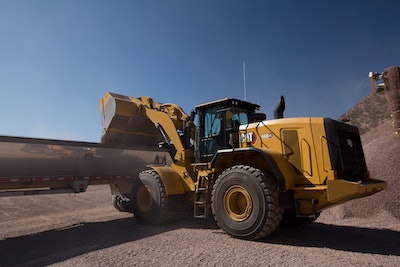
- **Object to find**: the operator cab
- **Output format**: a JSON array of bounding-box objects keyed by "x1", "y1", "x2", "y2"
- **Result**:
[{"x1": 193, "y1": 98, "x2": 265, "y2": 163}]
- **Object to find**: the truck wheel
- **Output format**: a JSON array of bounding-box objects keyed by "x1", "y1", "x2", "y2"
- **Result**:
[
  {"x1": 112, "y1": 194, "x2": 133, "y2": 212},
  {"x1": 132, "y1": 170, "x2": 168, "y2": 224},
  {"x1": 211, "y1": 165, "x2": 283, "y2": 240}
]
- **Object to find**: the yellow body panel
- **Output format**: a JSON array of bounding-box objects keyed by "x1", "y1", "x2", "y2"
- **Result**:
[
  {"x1": 261, "y1": 148, "x2": 297, "y2": 190},
  {"x1": 240, "y1": 117, "x2": 328, "y2": 186},
  {"x1": 240, "y1": 117, "x2": 387, "y2": 215}
]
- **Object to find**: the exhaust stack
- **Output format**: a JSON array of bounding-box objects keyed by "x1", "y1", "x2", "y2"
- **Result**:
[{"x1": 274, "y1": 95, "x2": 285, "y2": 119}]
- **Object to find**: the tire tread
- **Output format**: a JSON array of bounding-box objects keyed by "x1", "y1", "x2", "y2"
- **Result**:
[{"x1": 211, "y1": 165, "x2": 283, "y2": 240}]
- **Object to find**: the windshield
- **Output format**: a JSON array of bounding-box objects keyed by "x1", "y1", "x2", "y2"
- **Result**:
[{"x1": 195, "y1": 106, "x2": 249, "y2": 162}]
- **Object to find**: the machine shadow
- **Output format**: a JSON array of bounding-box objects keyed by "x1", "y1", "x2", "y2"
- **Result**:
[
  {"x1": 0, "y1": 217, "x2": 189, "y2": 267},
  {"x1": 264, "y1": 222, "x2": 400, "y2": 256},
  {"x1": 1, "y1": 217, "x2": 398, "y2": 266}
]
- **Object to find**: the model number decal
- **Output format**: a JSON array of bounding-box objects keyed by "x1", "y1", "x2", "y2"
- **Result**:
[{"x1": 261, "y1": 133, "x2": 273, "y2": 139}]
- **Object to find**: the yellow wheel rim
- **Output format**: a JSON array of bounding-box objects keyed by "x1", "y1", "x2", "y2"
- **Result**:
[
  {"x1": 136, "y1": 185, "x2": 153, "y2": 212},
  {"x1": 224, "y1": 185, "x2": 252, "y2": 221}
]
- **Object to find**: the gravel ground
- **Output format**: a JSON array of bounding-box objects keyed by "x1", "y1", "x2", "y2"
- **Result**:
[{"x1": 0, "y1": 135, "x2": 399, "y2": 266}]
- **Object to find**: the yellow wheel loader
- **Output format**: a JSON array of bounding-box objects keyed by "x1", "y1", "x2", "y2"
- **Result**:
[{"x1": 100, "y1": 92, "x2": 387, "y2": 240}]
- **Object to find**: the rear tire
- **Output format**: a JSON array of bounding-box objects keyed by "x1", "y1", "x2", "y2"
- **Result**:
[
  {"x1": 211, "y1": 165, "x2": 282, "y2": 240},
  {"x1": 132, "y1": 170, "x2": 168, "y2": 224},
  {"x1": 112, "y1": 194, "x2": 133, "y2": 212}
]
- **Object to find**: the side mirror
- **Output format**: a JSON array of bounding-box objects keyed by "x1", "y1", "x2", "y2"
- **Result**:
[{"x1": 251, "y1": 113, "x2": 266, "y2": 122}]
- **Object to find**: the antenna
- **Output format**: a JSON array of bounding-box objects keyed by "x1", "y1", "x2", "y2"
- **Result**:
[{"x1": 243, "y1": 60, "x2": 247, "y2": 100}]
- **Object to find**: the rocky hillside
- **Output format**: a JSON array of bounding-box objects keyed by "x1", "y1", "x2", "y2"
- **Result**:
[{"x1": 339, "y1": 93, "x2": 392, "y2": 135}]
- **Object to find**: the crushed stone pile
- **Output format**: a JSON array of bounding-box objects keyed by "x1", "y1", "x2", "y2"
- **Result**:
[{"x1": 328, "y1": 135, "x2": 400, "y2": 220}]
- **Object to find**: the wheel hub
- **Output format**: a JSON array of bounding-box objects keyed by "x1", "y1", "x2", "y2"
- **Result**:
[
  {"x1": 224, "y1": 185, "x2": 252, "y2": 221},
  {"x1": 136, "y1": 185, "x2": 153, "y2": 212}
]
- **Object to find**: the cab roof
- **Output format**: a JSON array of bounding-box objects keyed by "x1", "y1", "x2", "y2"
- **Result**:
[{"x1": 195, "y1": 98, "x2": 260, "y2": 111}]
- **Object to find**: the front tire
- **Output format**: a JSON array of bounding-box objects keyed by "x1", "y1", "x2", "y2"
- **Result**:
[
  {"x1": 132, "y1": 170, "x2": 168, "y2": 224},
  {"x1": 211, "y1": 165, "x2": 282, "y2": 240}
]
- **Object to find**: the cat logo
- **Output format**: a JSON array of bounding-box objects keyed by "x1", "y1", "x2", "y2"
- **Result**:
[{"x1": 241, "y1": 132, "x2": 257, "y2": 145}]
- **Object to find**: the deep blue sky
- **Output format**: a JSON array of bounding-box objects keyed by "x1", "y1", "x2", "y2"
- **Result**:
[{"x1": 1, "y1": 1, "x2": 399, "y2": 142}]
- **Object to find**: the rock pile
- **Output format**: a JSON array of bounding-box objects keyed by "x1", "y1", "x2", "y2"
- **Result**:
[{"x1": 328, "y1": 135, "x2": 400, "y2": 220}]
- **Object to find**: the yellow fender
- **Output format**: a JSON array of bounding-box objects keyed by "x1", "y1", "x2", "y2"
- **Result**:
[{"x1": 150, "y1": 166, "x2": 186, "y2": 195}]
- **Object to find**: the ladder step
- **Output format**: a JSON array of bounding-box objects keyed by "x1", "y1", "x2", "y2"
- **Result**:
[
  {"x1": 194, "y1": 201, "x2": 207, "y2": 219},
  {"x1": 194, "y1": 175, "x2": 209, "y2": 219}
]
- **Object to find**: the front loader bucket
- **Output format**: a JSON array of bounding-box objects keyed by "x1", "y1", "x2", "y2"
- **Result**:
[{"x1": 100, "y1": 92, "x2": 163, "y2": 147}]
